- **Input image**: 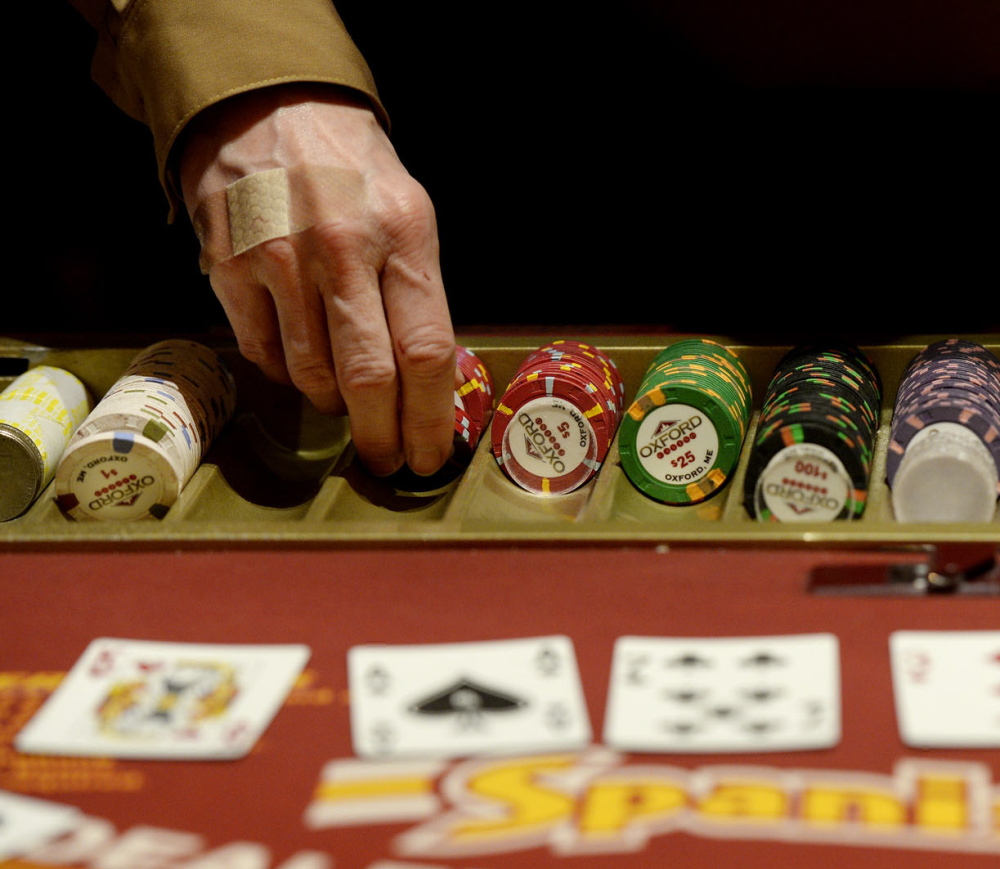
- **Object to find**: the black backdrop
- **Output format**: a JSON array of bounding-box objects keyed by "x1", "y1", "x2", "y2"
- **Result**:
[{"x1": 14, "y1": 3, "x2": 999, "y2": 339}]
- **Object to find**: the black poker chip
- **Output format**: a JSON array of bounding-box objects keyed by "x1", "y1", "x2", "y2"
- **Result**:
[{"x1": 744, "y1": 343, "x2": 882, "y2": 522}]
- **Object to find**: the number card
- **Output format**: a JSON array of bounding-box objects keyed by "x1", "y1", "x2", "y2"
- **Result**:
[
  {"x1": 604, "y1": 634, "x2": 841, "y2": 753},
  {"x1": 890, "y1": 630, "x2": 1000, "y2": 748},
  {"x1": 348, "y1": 636, "x2": 591, "y2": 759},
  {"x1": 0, "y1": 790, "x2": 80, "y2": 860}
]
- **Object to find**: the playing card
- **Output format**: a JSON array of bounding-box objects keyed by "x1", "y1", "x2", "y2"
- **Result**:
[
  {"x1": 603, "y1": 634, "x2": 841, "y2": 753},
  {"x1": 348, "y1": 636, "x2": 591, "y2": 758},
  {"x1": 0, "y1": 790, "x2": 81, "y2": 860},
  {"x1": 889, "y1": 630, "x2": 1000, "y2": 748},
  {"x1": 14, "y1": 639, "x2": 310, "y2": 759}
]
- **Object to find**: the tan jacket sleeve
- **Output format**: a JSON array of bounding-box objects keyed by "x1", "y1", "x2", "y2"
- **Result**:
[{"x1": 69, "y1": 0, "x2": 387, "y2": 208}]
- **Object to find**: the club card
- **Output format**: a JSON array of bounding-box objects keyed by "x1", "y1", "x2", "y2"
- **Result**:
[
  {"x1": 15, "y1": 638, "x2": 310, "y2": 759},
  {"x1": 0, "y1": 790, "x2": 81, "y2": 860},
  {"x1": 603, "y1": 634, "x2": 841, "y2": 753},
  {"x1": 889, "y1": 630, "x2": 1000, "y2": 748},
  {"x1": 348, "y1": 636, "x2": 591, "y2": 758}
]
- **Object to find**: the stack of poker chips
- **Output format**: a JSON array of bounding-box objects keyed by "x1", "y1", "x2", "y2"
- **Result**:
[
  {"x1": 387, "y1": 344, "x2": 494, "y2": 491},
  {"x1": 54, "y1": 340, "x2": 237, "y2": 521},
  {"x1": 743, "y1": 343, "x2": 882, "y2": 522},
  {"x1": 619, "y1": 338, "x2": 752, "y2": 504},
  {"x1": 887, "y1": 338, "x2": 1000, "y2": 522},
  {"x1": 0, "y1": 366, "x2": 91, "y2": 521},
  {"x1": 491, "y1": 340, "x2": 625, "y2": 494},
  {"x1": 453, "y1": 345, "x2": 495, "y2": 465}
]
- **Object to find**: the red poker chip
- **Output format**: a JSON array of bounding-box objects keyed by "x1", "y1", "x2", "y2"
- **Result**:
[
  {"x1": 456, "y1": 379, "x2": 493, "y2": 430},
  {"x1": 453, "y1": 345, "x2": 494, "y2": 447},
  {"x1": 494, "y1": 395, "x2": 603, "y2": 495},
  {"x1": 494, "y1": 368, "x2": 615, "y2": 461},
  {"x1": 490, "y1": 341, "x2": 625, "y2": 495}
]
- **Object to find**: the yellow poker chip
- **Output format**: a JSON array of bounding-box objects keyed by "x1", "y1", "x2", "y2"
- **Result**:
[{"x1": 0, "y1": 366, "x2": 91, "y2": 521}]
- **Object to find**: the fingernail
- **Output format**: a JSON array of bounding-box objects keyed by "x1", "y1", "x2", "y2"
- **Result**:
[
  {"x1": 367, "y1": 455, "x2": 406, "y2": 478},
  {"x1": 407, "y1": 444, "x2": 453, "y2": 477}
]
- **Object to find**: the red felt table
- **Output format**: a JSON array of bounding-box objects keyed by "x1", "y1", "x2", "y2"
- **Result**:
[{"x1": 1, "y1": 545, "x2": 997, "y2": 869}]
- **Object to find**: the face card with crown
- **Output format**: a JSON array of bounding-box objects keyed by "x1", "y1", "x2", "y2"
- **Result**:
[{"x1": 14, "y1": 638, "x2": 310, "y2": 759}]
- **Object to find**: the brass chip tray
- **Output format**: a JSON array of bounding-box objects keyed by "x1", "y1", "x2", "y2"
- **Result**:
[{"x1": 1, "y1": 334, "x2": 998, "y2": 550}]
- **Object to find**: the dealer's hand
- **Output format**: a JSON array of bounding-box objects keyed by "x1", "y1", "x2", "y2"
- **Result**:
[{"x1": 178, "y1": 84, "x2": 455, "y2": 477}]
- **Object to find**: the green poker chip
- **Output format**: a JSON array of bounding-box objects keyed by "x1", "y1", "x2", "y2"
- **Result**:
[{"x1": 619, "y1": 339, "x2": 752, "y2": 504}]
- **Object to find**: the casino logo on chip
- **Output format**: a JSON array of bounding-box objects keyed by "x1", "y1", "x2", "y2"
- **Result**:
[{"x1": 492, "y1": 341, "x2": 625, "y2": 495}]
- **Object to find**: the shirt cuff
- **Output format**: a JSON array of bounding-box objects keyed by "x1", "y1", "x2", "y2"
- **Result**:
[{"x1": 88, "y1": 0, "x2": 387, "y2": 213}]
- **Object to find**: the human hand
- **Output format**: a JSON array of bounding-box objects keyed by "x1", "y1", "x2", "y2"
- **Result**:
[{"x1": 178, "y1": 84, "x2": 456, "y2": 477}]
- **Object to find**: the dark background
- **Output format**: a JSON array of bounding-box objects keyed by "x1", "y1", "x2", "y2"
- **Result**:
[{"x1": 13, "y1": 3, "x2": 1000, "y2": 340}]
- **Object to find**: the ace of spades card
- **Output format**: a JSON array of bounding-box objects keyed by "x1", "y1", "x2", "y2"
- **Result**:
[
  {"x1": 603, "y1": 634, "x2": 841, "y2": 753},
  {"x1": 890, "y1": 630, "x2": 1000, "y2": 748},
  {"x1": 15, "y1": 639, "x2": 310, "y2": 760},
  {"x1": 348, "y1": 636, "x2": 591, "y2": 758}
]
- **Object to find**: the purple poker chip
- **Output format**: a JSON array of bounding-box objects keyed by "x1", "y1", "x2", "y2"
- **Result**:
[{"x1": 887, "y1": 339, "x2": 1000, "y2": 487}]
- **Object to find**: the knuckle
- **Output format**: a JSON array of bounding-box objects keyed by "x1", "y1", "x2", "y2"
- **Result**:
[
  {"x1": 373, "y1": 176, "x2": 437, "y2": 239},
  {"x1": 306, "y1": 179, "x2": 438, "y2": 266},
  {"x1": 310, "y1": 221, "x2": 378, "y2": 285},
  {"x1": 312, "y1": 219, "x2": 368, "y2": 257},
  {"x1": 208, "y1": 257, "x2": 249, "y2": 284},
  {"x1": 286, "y1": 357, "x2": 338, "y2": 396},
  {"x1": 237, "y1": 336, "x2": 284, "y2": 371},
  {"x1": 391, "y1": 188, "x2": 436, "y2": 234},
  {"x1": 253, "y1": 237, "x2": 298, "y2": 273},
  {"x1": 338, "y1": 354, "x2": 398, "y2": 396},
  {"x1": 396, "y1": 327, "x2": 455, "y2": 379}
]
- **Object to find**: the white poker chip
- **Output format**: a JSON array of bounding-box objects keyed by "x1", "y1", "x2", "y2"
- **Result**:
[
  {"x1": 52, "y1": 340, "x2": 236, "y2": 522},
  {"x1": 753, "y1": 442, "x2": 858, "y2": 523},
  {"x1": 891, "y1": 422, "x2": 999, "y2": 523},
  {"x1": 55, "y1": 430, "x2": 183, "y2": 521},
  {"x1": 72, "y1": 407, "x2": 197, "y2": 478}
]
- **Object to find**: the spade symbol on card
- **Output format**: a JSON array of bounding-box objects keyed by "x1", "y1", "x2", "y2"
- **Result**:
[
  {"x1": 626, "y1": 654, "x2": 651, "y2": 686},
  {"x1": 740, "y1": 650, "x2": 787, "y2": 668},
  {"x1": 408, "y1": 678, "x2": 527, "y2": 731},
  {"x1": 666, "y1": 652, "x2": 713, "y2": 669},
  {"x1": 365, "y1": 665, "x2": 392, "y2": 696},
  {"x1": 535, "y1": 646, "x2": 562, "y2": 677}
]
